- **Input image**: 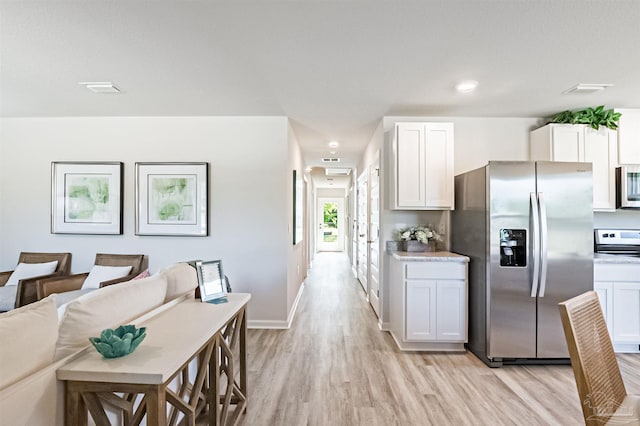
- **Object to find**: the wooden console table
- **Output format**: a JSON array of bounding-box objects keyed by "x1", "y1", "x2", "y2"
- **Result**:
[{"x1": 57, "y1": 293, "x2": 250, "y2": 426}]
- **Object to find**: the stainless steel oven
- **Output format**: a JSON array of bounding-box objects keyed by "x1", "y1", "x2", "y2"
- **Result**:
[{"x1": 617, "y1": 166, "x2": 640, "y2": 208}]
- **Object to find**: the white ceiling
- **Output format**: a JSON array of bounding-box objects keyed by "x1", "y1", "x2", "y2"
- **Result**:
[{"x1": 2, "y1": 1, "x2": 640, "y2": 184}]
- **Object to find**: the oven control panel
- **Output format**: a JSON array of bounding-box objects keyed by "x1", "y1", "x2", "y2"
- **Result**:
[{"x1": 595, "y1": 229, "x2": 640, "y2": 246}]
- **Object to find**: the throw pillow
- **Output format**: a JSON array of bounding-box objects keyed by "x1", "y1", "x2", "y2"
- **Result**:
[
  {"x1": 5, "y1": 261, "x2": 58, "y2": 286},
  {"x1": 0, "y1": 297, "x2": 58, "y2": 389},
  {"x1": 132, "y1": 269, "x2": 150, "y2": 280},
  {"x1": 81, "y1": 265, "x2": 133, "y2": 289}
]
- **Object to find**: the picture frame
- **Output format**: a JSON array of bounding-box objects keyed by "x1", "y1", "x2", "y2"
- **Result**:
[
  {"x1": 135, "y1": 162, "x2": 209, "y2": 236},
  {"x1": 51, "y1": 162, "x2": 123, "y2": 235},
  {"x1": 293, "y1": 169, "x2": 304, "y2": 245},
  {"x1": 194, "y1": 259, "x2": 227, "y2": 303}
]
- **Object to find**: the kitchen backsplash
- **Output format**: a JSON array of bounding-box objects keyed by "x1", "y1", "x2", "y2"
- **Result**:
[{"x1": 594, "y1": 210, "x2": 640, "y2": 229}]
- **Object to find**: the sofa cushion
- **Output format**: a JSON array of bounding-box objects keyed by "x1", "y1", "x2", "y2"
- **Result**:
[
  {"x1": 5, "y1": 261, "x2": 58, "y2": 286},
  {"x1": 55, "y1": 274, "x2": 168, "y2": 360},
  {"x1": 0, "y1": 297, "x2": 58, "y2": 390},
  {"x1": 0, "y1": 285, "x2": 18, "y2": 312},
  {"x1": 81, "y1": 264, "x2": 133, "y2": 289},
  {"x1": 158, "y1": 263, "x2": 198, "y2": 302}
]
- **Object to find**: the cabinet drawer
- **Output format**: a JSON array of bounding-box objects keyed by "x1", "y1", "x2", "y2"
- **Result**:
[
  {"x1": 406, "y1": 262, "x2": 465, "y2": 280},
  {"x1": 595, "y1": 263, "x2": 640, "y2": 282}
]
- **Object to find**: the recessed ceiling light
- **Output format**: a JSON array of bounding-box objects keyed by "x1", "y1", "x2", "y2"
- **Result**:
[
  {"x1": 563, "y1": 83, "x2": 613, "y2": 94},
  {"x1": 79, "y1": 81, "x2": 122, "y2": 94},
  {"x1": 455, "y1": 80, "x2": 479, "y2": 93},
  {"x1": 328, "y1": 140, "x2": 340, "y2": 149}
]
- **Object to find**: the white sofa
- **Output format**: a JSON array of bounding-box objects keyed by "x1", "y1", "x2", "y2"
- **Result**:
[{"x1": 0, "y1": 263, "x2": 198, "y2": 426}]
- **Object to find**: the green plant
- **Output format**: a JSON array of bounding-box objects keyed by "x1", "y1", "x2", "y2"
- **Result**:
[{"x1": 549, "y1": 105, "x2": 621, "y2": 130}]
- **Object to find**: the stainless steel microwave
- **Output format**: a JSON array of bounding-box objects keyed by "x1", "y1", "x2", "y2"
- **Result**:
[{"x1": 617, "y1": 166, "x2": 640, "y2": 208}]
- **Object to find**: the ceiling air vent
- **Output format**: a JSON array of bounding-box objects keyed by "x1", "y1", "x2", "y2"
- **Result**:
[
  {"x1": 321, "y1": 158, "x2": 340, "y2": 163},
  {"x1": 563, "y1": 83, "x2": 612, "y2": 94},
  {"x1": 325, "y1": 168, "x2": 351, "y2": 176}
]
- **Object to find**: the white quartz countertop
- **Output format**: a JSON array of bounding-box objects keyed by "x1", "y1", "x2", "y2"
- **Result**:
[
  {"x1": 594, "y1": 253, "x2": 640, "y2": 264},
  {"x1": 391, "y1": 251, "x2": 469, "y2": 262}
]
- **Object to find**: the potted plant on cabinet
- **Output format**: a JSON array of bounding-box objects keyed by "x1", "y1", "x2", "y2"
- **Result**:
[
  {"x1": 548, "y1": 105, "x2": 621, "y2": 130},
  {"x1": 395, "y1": 225, "x2": 443, "y2": 252}
]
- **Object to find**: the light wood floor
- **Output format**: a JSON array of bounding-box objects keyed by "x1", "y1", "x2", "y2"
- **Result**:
[{"x1": 236, "y1": 252, "x2": 640, "y2": 426}]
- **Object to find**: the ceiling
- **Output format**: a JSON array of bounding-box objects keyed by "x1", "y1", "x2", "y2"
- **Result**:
[{"x1": 2, "y1": 0, "x2": 640, "y2": 188}]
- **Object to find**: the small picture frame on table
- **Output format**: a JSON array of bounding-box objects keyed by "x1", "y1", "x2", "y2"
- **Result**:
[{"x1": 194, "y1": 260, "x2": 227, "y2": 303}]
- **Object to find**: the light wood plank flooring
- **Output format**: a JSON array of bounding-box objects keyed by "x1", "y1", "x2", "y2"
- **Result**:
[{"x1": 237, "y1": 252, "x2": 640, "y2": 426}]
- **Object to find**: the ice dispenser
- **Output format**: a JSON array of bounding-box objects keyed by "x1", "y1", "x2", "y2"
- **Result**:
[{"x1": 500, "y1": 229, "x2": 526, "y2": 267}]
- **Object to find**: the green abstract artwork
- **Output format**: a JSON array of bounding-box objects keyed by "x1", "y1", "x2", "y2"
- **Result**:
[
  {"x1": 65, "y1": 174, "x2": 111, "y2": 223},
  {"x1": 148, "y1": 175, "x2": 196, "y2": 224}
]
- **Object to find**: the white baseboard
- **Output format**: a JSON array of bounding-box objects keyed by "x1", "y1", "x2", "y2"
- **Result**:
[
  {"x1": 248, "y1": 282, "x2": 305, "y2": 330},
  {"x1": 379, "y1": 321, "x2": 391, "y2": 331}
]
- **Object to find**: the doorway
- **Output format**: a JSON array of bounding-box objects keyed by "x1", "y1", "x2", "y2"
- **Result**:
[{"x1": 317, "y1": 197, "x2": 345, "y2": 252}]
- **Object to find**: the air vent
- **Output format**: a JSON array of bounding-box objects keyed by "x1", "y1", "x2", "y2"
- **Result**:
[
  {"x1": 325, "y1": 168, "x2": 351, "y2": 176},
  {"x1": 79, "y1": 82, "x2": 122, "y2": 94},
  {"x1": 563, "y1": 83, "x2": 612, "y2": 94},
  {"x1": 321, "y1": 158, "x2": 340, "y2": 163}
]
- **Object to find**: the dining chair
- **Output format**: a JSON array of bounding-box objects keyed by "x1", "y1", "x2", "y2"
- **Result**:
[
  {"x1": 0, "y1": 252, "x2": 72, "y2": 310},
  {"x1": 36, "y1": 253, "x2": 148, "y2": 300},
  {"x1": 559, "y1": 291, "x2": 640, "y2": 425}
]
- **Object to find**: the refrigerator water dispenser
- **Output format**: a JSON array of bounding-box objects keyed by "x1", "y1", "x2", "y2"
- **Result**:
[{"x1": 500, "y1": 229, "x2": 526, "y2": 267}]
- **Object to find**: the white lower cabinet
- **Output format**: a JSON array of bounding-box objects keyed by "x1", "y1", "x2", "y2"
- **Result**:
[
  {"x1": 594, "y1": 263, "x2": 640, "y2": 353},
  {"x1": 390, "y1": 256, "x2": 468, "y2": 351}
]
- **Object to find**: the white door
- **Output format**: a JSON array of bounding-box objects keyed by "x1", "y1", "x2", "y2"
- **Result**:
[
  {"x1": 351, "y1": 183, "x2": 358, "y2": 275},
  {"x1": 317, "y1": 197, "x2": 345, "y2": 252},
  {"x1": 357, "y1": 172, "x2": 368, "y2": 292},
  {"x1": 368, "y1": 162, "x2": 380, "y2": 317}
]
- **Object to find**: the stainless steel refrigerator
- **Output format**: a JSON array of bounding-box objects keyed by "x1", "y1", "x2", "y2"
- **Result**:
[{"x1": 451, "y1": 161, "x2": 593, "y2": 367}]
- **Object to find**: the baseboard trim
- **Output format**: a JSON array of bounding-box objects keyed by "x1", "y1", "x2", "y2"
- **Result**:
[
  {"x1": 379, "y1": 321, "x2": 391, "y2": 331},
  {"x1": 248, "y1": 282, "x2": 305, "y2": 330}
]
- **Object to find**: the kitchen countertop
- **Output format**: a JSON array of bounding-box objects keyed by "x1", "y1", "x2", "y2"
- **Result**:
[
  {"x1": 594, "y1": 253, "x2": 640, "y2": 264},
  {"x1": 391, "y1": 251, "x2": 469, "y2": 262}
]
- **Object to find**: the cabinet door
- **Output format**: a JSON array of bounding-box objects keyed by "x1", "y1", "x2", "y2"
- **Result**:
[
  {"x1": 612, "y1": 283, "x2": 640, "y2": 344},
  {"x1": 424, "y1": 123, "x2": 454, "y2": 209},
  {"x1": 436, "y1": 280, "x2": 467, "y2": 341},
  {"x1": 584, "y1": 127, "x2": 617, "y2": 211},
  {"x1": 405, "y1": 280, "x2": 436, "y2": 341},
  {"x1": 396, "y1": 123, "x2": 426, "y2": 207},
  {"x1": 617, "y1": 109, "x2": 640, "y2": 164},
  {"x1": 594, "y1": 281, "x2": 613, "y2": 335},
  {"x1": 551, "y1": 125, "x2": 583, "y2": 162}
]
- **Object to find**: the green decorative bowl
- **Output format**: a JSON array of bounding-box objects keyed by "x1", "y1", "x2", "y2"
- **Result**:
[{"x1": 89, "y1": 325, "x2": 146, "y2": 358}]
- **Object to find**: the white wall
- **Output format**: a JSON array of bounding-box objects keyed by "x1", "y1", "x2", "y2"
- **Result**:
[
  {"x1": 286, "y1": 121, "x2": 306, "y2": 321},
  {"x1": 0, "y1": 116, "x2": 292, "y2": 324}
]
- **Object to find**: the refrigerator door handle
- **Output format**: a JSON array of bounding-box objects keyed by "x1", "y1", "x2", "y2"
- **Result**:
[
  {"x1": 538, "y1": 192, "x2": 549, "y2": 297},
  {"x1": 530, "y1": 192, "x2": 540, "y2": 298}
]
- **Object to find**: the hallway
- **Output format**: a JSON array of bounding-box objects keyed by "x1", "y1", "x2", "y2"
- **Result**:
[{"x1": 237, "y1": 252, "x2": 638, "y2": 426}]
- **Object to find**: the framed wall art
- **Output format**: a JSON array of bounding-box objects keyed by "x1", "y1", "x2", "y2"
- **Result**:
[
  {"x1": 51, "y1": 162, "x2": 123, "y2": 235},
  {"x1": 293, "y1": 169, "x2": 304, "y2": 245},
  {"x1": 135, "y1": 162, "x2": 209, "y2": 236}
]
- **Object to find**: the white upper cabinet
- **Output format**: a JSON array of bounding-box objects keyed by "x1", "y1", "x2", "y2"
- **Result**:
[
  {"x1": 617, "y1": 109, "x2": 640, "y2": 164},
  {"x1": 530, "y1": 123, "x2": 617, "y2": 211},
  {"x1": 391, "y1": 122, "x2": 454, "y2": 210}
]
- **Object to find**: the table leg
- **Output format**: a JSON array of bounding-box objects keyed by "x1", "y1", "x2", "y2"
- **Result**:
[
  {"x1": 65, "y1": 382, "x2": 87, "y2": 426},
  {"x1": 145, "y1": 386, "x2": 167, "y2": 426},
  {"x1": 209, "y1": 336, "x2": 220, "y2": 425},
  {"x1": 240, "y1": 307, "x2": 247, "y2": 414}
]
